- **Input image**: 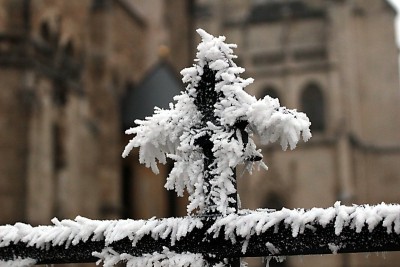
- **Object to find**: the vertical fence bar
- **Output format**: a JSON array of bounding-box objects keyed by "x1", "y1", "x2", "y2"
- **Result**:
[{"x1": 193, "y1": 64, "x2": 241, "y2": 266}]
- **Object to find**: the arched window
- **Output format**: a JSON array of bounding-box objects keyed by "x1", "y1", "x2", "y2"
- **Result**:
[
  {"x1": 260, "y1": 86, "x2": 279, "y2": 100},
  {"x1": 40, "y1": 21, "x2": 51, "y2": 42},
  {"x1": 301, "y1": 83, "x2": 325, "y2": 132},
  {"x1": 92, "y1": 0, "x2": 110, "y2": 10},
  {"x1": 52, "y1": 123, "x2": 65, "y2": 170},
  {"x1": 63, "y1": 40, "x2": 74, "y2": 57},
  {"x1": 39, "y1": 14, "x2": 61, "y2": 45}
]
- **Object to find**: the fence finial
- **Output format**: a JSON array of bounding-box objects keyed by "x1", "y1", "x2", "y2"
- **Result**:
[{"x1": 123, "y1": 29, "x2": 311, "y2": 215}]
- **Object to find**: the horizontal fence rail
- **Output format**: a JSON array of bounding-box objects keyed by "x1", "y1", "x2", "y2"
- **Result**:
[{"x1": 1, "y1": 202, "x2": 400, "y2": 265}]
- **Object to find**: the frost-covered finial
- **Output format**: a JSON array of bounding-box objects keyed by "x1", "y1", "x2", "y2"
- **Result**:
[
  {"x1": 123, "y1": 29, "x2": 311, "y2": 215},
  {"x1": 196, "y1": 28, "x2": 213, "y2": 41}
]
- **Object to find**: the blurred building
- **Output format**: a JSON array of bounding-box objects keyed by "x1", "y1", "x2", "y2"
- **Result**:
[
  {"x1": 196, "y1": 0, "x2": 400, "y2": 266},
  {"x1": 0, "y1": 0, "x2": 193, "y2": 227}
]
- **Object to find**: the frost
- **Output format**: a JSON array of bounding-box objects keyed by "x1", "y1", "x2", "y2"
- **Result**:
[
  {"x1": 0, "y1": 216, "x2": 203, "y2": 253},
  {"x1": 1, "y1": 202, "x2": 400, "y2": 266},
  {"x1": 265, "y1": 242, "x2": 279, "y2": 255},
  {"x1": 122, "y1": 28, "x2": 311, "y2": 215},
  {"x1": 0, "y1": 258, "x2": 36, "y2": 267},
  {"x1": 208, "y1": 201, "x2": 400, "y2": 244},
  {"x1": 94, "y1": 247, "x2": 206, "y2": 267},
  {"x1": 93, "y1": 247, "x2": 237, "y2": 267},
  {"x1": 328, "y1": 243, "x2": 341, "y2": 254},
  {"x1": 239, "y1": 259, "x2": 248, "y2": 267},
  {"x1": 264, "y1": 242, "x2": 286, "y2": 266}
]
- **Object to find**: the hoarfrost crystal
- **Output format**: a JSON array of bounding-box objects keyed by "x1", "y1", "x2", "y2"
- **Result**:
[
  {"x1": 2, "y1": 203, "x2": 400, "y2": 265},
  {"x1": 0, "y1": 258, "x2": 36, "y2": 267},
  {"x1": 123, "y1": 29, "x2": 311, "y2": 215}
]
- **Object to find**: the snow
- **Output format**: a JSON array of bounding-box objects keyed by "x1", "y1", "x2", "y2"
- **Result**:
[
  {"x1": 265, "y1": 242, "x2": 279, "y2": 255},
  {"x1": 0, "y1": 258, "x2": 36, "y2": 267},
  {"x1": 1, "y1": 202, "x2": 400, "y2": 266},
  {"x1": 122, "y1": 29, "x2": 311, "y2": 215},
  {"x1": 94, "y1": 247, "x2": 206, "y2": 267},
  {"x1": 209, "y1": 202, "x2": 400, "y2": 242},
  {"x1": 328, "y1": 243, "x2": 340, "y2": 255},
  {"x1": 264, "y1": 242, "x2": 286, "y2": 266}
]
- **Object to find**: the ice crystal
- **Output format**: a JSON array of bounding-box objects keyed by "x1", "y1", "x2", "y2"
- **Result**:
[
  {"x1": 0, "y1": 257, "x2": 36, "y2": 267},
  {"x1": 122, "y1": 29, "x2": 311, "y2": 215},
  {"x1": 1, "y1": 202, "x2": 400, "y2": 265}
]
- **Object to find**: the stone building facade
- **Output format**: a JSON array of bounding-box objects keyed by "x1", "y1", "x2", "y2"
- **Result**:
[
  {"x1": 0, "y1": 0, "x2": 193, "y2": 229},
  {"x1": 196, "y1": 0, "x2": 400, "y2": 266}
]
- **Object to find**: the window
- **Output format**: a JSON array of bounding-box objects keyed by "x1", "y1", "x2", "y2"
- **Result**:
[
  {"x1": 52, "y1": 83, "x2": 67, "y2": 106},
  {"x1": 52, "y1": 124, "x2": 65, "y2": 171},
  {"x1": 39, "y1": 19, "x2": 60, "y2": 46},
  {"x1": 252, "y1": 52, "x2": 284, "y2": 66},
  {"x1": 301, "y1": 82, "x2": 325, "y2": 132},
  {"x1": 91, "y1": 0, "x2": 110, "y2": 11},
  {"x1": 40, "y1": 21, "x2": 51, "y2": 42},
  {"x1": 63, "y1": 40, "x2": 74, "y2": 57}
]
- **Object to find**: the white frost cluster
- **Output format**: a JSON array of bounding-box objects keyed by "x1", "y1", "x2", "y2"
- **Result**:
[
  {"x1": 94, "y1": 247, "x2": 206, "y2": 267},
  {"x1": 209, "y1": 201, "x2": 400, "y2": 253},
  {"x1": 122, "y1": 29, "x2": 311, "y2": 215},
  {"x1": 1, "y1": 202, "x2": 400, "y2": 266},
  {"x1": 0, "y1": 216, "x2": 202, "y2": 266},
  {"x1": 0, "y1": 216, "x2": 203, "y2": 249},
  {"x1": 0, "y1": 258, "x2": 36, "y2": 267},
  {"x1": 264, "y1": 242, "x2": 286, "y2": 267}
]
